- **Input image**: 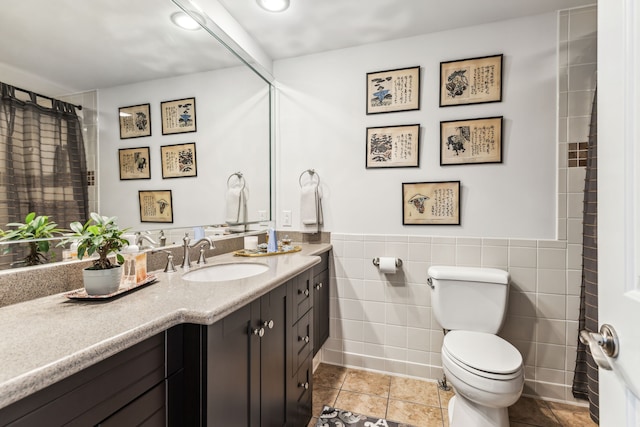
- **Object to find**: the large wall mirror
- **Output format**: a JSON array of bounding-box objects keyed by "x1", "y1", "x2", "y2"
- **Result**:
[{"x1": 0, "y1": 0, "x2": 272, "y2": 268}]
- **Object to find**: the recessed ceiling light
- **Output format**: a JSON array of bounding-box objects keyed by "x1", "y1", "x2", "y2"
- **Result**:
[
  {"x1": 170, "y1": 11, "x2": 202, "y2": 30},
  {"x1": 256, "y1": 0, "x2": 290, "y2": 13}
]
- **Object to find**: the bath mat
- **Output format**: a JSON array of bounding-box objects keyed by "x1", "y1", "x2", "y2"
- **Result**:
[{"x1": 315, "y1": 405, "x2": 416, "y2": 427}]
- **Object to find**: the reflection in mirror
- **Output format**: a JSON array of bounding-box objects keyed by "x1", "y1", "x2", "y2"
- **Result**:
[{"x1": 0, "y1": 0, "x2": 272, "y2": 270}]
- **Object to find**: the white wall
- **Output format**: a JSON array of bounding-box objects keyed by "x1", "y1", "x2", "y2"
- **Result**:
[
  {"x1": 98, "y1": 65, "x2": 270, "y2": 230},
  {"x1": 274, "y1": 13, "x2": 558, "y2": 239}
]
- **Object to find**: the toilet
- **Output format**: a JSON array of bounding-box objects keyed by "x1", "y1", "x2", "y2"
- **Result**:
[{"x1": 428, "y1": 266, "x2": 524, "y2": 427}]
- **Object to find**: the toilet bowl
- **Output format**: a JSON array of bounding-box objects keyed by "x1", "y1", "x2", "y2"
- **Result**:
[
  {"x1": 442, "y1": 331, "x2": 524, "y2": 427},
  {"x1": 427, "y1": 266, "x2": 524, "y2": 427}
]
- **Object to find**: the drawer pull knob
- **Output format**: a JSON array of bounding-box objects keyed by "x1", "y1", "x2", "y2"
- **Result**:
[
  {"x1": 299, "y1": 288, "x2": 310, "y2": 297},
  {"x1": 252, "y1": 327, "x2": 265, "y2": 337},
  {"x1": 263, "y1": 320, "x2": 274, "y2": 329},
  {"x1": 299, "y1": 382, "x2": 309, "y2": 389},
  {"x1": 315, "y1": 282, "x2": 323, "y2": 290},
  {"x1": 299, "y1": 335, "x2": 310, "y2": 343}
]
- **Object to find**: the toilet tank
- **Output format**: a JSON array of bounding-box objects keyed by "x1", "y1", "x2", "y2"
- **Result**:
[{"x1": 428, "y1": 266, "x2": 510, "y2": 333}]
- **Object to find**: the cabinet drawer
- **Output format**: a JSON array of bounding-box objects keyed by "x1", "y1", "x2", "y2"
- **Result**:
[
  {"x1": 293, "y1": 310, "x2": 312, "y2": 371},
  {"x1": 294, "y1": 356, "x2": 312, "y2": 403},
  {"x1": 294, "y1": 273, "x2": 312, "y2": 320},
  {"x1": 314, "y1": 251, "x2": 329, "y2": 275}
]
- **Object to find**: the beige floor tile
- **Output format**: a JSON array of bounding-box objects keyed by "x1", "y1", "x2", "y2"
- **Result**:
[
  {"x1": 334, "y1": 390, "x2": 388, "y2": 419},
  {"x1": 387, "y1": 399, "x2": 444, "y2": 427},
  {"x1": 390, "y1": 377, "x2": 441, "y2": 407},
  {"x1": 437, "y1": 387, "x2": 455, "y2": 409},
  {"x1": 547, "y1": 401, "x2": 597, "y2": 426},
  {"x1": 313, "y1": 386, "x2": 340, "y2": 418},
  {"x1": 341, "y1": 369, "x2": 391, "y2": 397},
  {"x1": 508, "y1": 396, "x2": 561, "y2": 426},
  {"x1": 314, "y1": 363, "x2": 348, "y2": 389},
  {"x1": 307, "y1": 416, "x2": 318, "y2": 427}
]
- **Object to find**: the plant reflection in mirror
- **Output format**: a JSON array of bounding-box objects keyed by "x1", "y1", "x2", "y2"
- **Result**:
[{"x1": 0, "y1": 212, "x2": 64, "y2": 266}]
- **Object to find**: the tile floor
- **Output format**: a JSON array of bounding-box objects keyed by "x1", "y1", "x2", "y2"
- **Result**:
[{"x1": 310, "y1": 363, "x2": 597, "y2": 427}]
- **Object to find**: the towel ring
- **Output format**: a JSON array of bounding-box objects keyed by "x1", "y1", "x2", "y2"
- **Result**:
[
  {"x1": 227, "y1": 171, "x2": 246, "y2": 190},
  {"x1": 299, "y1": 169, "x2": 320, "y2": 188}
]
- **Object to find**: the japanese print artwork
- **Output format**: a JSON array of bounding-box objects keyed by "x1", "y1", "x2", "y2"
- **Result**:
[
  {"x1": 366, "y1": 124, "x2": 420, "y2": 168},
  {"x1": 403, "y1": 181, "x2": 460, "y2": 225},
  {"x1": 161, "y1": 97, "x2": 197, "y2": 135},
  {"x1": 119, "y1": 104, "x2": 151, "y2": 139},
  {"x1": 440, "y1": 54, "x2": 503, "y2": 107},
  {"x1": 440, "y1": 116, "x2": 503, "y2": 165},
  {"x1": 161, "y1": 143, "x2": 197, "y2": 178},
  {"x1": 139, "y1": 190, "x2": 173, "y2": 223},
  {"x1": 119, "y1": 147, "x2": 150, "y2": 180},
  {"x1": 367, "y1": 66, "x2": 420, "y2": 114}
]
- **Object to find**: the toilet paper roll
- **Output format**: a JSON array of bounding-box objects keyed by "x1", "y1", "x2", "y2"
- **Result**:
[
  {"x1": 378, "y1": 257, "x2": 397, "y2": 274},
  {"x1": 244, "y1": 236, "x2": 258, "y2": 250}
]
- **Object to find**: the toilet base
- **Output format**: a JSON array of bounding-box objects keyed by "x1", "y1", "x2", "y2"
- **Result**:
[{"x1": 448, "y1": 394, "x2": 510, "y2": 427}]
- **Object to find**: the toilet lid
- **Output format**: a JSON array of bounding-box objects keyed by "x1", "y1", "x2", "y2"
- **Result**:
[{"x1": 443, "y1": 331, "x2": 522, "y2": 375}]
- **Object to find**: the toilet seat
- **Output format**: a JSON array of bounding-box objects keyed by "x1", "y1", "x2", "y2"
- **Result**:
[{"x1": 443, "y1": 331, "x2": 523, "y2": 380}]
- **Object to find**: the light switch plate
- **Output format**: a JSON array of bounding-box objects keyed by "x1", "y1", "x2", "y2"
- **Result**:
[{"x1": 282, "y1": 210, "x2": 292, "y2": 227}]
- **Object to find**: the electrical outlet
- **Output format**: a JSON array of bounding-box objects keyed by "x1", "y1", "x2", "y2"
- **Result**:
[
  {"x1": 258, "y1": 210, "x2": 267, "y2": 221},
  {"x1": 282, "y1": 210, "x2": 292, "y2": 227}
]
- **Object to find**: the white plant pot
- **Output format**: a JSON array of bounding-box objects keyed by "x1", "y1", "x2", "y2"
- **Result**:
[{"x1": 82, "y1": 266, "x2": 122, "y2": 295}]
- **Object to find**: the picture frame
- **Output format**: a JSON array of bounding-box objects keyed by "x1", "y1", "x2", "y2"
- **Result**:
[
  {"x1": 160, "y1": 97, "x2": 197, "y2": 135},
  {"x1": 160, "y1": 142, "x2": 197, "y2": 178},
  {"x1": 402, "y1": 181, "x2": 461, "y2": 225},
  {"x1": 366, "y1": 66, "x2": 420, "y2": 114},
  {"x1": 439, "y1": 54, "x2": 503, "y2": 107},
  {"x1": 118, "y1": 147, "x2": 151, "y2": 180},
  {"x1": 118, "y1": 103, "x2": 151, "y2": 139},
  {"x1": 138, "y1": 190, "x2": 173, "y2": 223},
  {"x1": 440, "y1": 116, "x2": 503, "y2": 165},
  {"x1": 366, "y1": 124, "x2": 420, "y2": 168}
]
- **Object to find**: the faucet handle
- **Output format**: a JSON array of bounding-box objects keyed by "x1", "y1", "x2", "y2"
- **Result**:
[
  {"x1": 197, "y1": 245, "x2": 207, "y2": 265},
  {"x1": 152, "y1": 249, "x2": 177, "y2": 273}
]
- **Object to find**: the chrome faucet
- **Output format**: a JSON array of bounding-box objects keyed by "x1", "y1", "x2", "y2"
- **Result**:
[
  {"x1": 181, "y1": 233, "x2": 215, "y2": 269},
  {"x1": 136, "y1": 232, "x2": 158, "y2": 249}
]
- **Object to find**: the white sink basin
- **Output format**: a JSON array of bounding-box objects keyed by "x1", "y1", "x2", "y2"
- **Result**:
[{"x1": 183, "y1": 262, "x2": 269, "y2": 282}]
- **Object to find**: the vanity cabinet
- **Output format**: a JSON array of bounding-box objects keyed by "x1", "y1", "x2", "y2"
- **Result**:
[
  {"x1": 313, "y1": 250, "x2": 330, "y2": 356},
  {"x1": 195, "y1": 282, "x2": 288, "y2": 426},
  {"x1": 0, "y1": 326, "x2": 185, "y2": 426}
]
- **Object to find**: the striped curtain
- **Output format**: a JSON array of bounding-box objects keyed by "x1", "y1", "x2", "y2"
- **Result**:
[{"x1": 572, "y1": 89, "x2": 598, "y2": 424}]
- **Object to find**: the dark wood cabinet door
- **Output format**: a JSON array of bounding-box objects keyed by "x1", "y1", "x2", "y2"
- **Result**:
[
  {"x1": 205, "y1": 303, "x2": 256, "y2": 427},
  {"x1": 313, "y1": 268, "x2": 330, "y2": 355}
]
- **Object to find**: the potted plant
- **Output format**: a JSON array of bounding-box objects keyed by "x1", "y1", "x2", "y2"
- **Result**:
[
  {"x1": 0, "y1": 212, "x2": 64, "y2": 266},
  {"x1": 64, "y1": 213, "x2": 130, "y2": 295}
]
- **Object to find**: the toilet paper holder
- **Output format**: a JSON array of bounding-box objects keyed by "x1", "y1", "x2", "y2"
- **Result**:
[{"x1": 372, "y1": 257, "x2": 403, "y2": 268}]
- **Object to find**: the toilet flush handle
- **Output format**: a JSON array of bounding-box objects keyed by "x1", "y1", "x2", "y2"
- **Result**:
[{"x1": 427, "y1": 277, "x2": 434, "y2": 289}]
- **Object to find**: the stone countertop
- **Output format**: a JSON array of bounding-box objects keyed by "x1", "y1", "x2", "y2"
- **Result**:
[{"x1": 0, "y1": 243, "x2": 331, "y2": 410}]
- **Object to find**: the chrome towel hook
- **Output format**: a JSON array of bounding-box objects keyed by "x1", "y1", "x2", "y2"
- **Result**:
[{"x1": 299, "y1": 169, "x2": 320, "y2": 187}]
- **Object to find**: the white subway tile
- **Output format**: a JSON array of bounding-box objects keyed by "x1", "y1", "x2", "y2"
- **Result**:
[
  {"x1": 567, "y1": 219, "x2": 583, "y2": 244},
  {"x1": 537, "y1": 319, "x2": 567, "y2": 345},
  {"x1": 538, "y1": 248, "x2": 567, "y2": 270},
  {"x1": 536, "y1": 343, "x2": 566, "y2": 370},
  {"x1": 456, "y1": 245, "x2": 482, "y2": 267},
  {"x1": 567, "y1": 244, "x2": 583, "y2": 270},
  {"x1": 538, "y1": 294, "x2": 567, "y2": 320},
  {"x1": 362, "y1": 301, "x2": 386, "y2": 324},
  {"x1": 339, "y1": 298, "x2": 365, "y2": 321},
  {"x1": 363, "y1": 280, "x2": 386, "y2": 302},
  {"x1": 431, "y1": 243, "x2": 456, "y2": 265},
  {"x1": 386, "y1": 303, "x2": 408, "y2": 326},
  {"x1": 508, "y1": 292, "x2": 537, "y2": 318},
  {"x1": 359, "y1": 355, "x2": 385, "y2": 372},
  {"x1": 340, "y1": 319, "x2": 364, "y2": 341},
  {"x1": 363, "y1": 241, "x2": 385, "y2": 260},
  {"x1": 509, "y1": 247, "x2": 537, "y2": 268},
  {"x1": 537, "y1": 269, "x2": 567, "y2": 294},
  {"x1": 385, "y1": 324, "x2": 407, "y2": 348},
  {"x1": 363, "y1": 322, "x2": 385, "y2": 345},
  {"x1": 482, "y1": 245, "x2": 509, "y2": 268},
  {"x1": 364, "y1": 342, "x2": 385, "y2": 358},
  {"x1": 407, "y1": 306, "x2": 432, "y2": 329},
  {"x1": 407, "y1": 327, "x2": 430, "y2": 351},
  {"x1": 341, "y1": 278, "x2": 365, "y2": 300}
]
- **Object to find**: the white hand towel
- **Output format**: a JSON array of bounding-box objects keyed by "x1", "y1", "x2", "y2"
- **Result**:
[
  {"x1": 301, "y1": 182, "x2": 323, "y2": 233},
  {"x1": 226, "y1": 186, "x2": 242, "y2": 224}
]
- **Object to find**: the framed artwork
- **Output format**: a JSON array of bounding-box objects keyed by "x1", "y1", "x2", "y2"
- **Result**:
[
  {"x1": 440, "y1": 116, "x2": 503, "y2": 165},
  {"x1": 366, "y1": 124, "x2": 420, "y2": 168},
  {"x1": 118, "y1": 147, "x2": 151, "y2": 180},
  {"x1": 118, "y1": 103, "x2": 151, "y2": 139},
  {"x1": 160, "y1": 142, "x2": 197, "y2": 178},
  {"x1": 439, "y1": 54, "x2": 503, "y2": 107},
  {"x1": 366, "y1": 66, "x2": 420, "y2": 114},
  {"x1": 138, "y1": 190, "x2": 173, "y2": 223},
  {"x1": 402, "y1": 181, "x2": 461, "y2": 225},
  {"x1": 160, "y1": 97, "x2": 197, "y2": 135}
]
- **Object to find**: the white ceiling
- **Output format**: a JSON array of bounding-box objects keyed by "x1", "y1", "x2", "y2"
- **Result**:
[
  {"x1": 218, "y1": 0, "x2": 596, "y2": 60},
  {"x1": 0, "y1": 0, "x2": 595, "y2": 93}
]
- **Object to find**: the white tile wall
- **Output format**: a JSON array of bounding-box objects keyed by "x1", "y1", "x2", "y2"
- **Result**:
[{"x1": 321, "y1": 6, "x2": 597, "y2": 405}]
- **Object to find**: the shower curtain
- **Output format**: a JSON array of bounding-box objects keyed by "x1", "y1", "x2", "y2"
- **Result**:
[
  {"x1": 572, "y1": 89, "x2": 599, "y2": 424},
  {"x1": 0, "y1": 83, "x2": 89, "y2": 267}
]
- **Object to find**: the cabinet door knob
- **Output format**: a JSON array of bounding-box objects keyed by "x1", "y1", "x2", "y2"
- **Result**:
[
  {"x1": 263, "y1": 320, "x2": 274, "y2": 329},
  {"x1": 299, "y1": 335, "x2": 309, "y2": 343},
  {"x1": 299, "y1": 382, "x2": 309, "y2": 389},
  {"x1": 252, "y1": 327, "x2": 265, "y2": 337},
  {"x1": 298, "y1": 288, "x2": 310, "y2": 297},
  {"x1": 314, "y1": 282, "x2": 323, "y2": 290}
]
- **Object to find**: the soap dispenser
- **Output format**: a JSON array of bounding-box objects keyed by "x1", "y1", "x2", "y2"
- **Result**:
[{"x1": 121, "y1": 238, "x2": 148, "y2": 286}]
